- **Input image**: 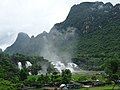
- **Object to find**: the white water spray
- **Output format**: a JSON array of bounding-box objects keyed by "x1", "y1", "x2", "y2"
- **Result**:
[
  {"x1": 66, "y1": 62, "x2": 79, "y2": 72},
  {"x1": 18, "y1": 61, "x2": 32, "y2": 70},
  {"x1": 26, "y1": 61, "x2": 32, "y2": 75},
  {"x1": 52, "y1": 61, "x2": 79, "y2": 72},
  {"x1": 52, "y1": 61, "x2": 66, "y2": 72},
  {"x1": 25, "y1": 61, "x2": 32, "y2": 68},
  {"x1": 41, "y1": 27, "x2": 81, "y2": 73},
  {"x1": 18, "y1": 62, "x2": 22, "y2": 70}
]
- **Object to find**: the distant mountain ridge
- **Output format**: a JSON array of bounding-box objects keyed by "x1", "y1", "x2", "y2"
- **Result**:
[{"x1": 5, "y1": 2, "x2": 120, "y2": 70}]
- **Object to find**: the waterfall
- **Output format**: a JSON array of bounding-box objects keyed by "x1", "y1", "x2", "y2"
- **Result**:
[
  {"x1": 25, "y1": 61, "x2": 32, "y2": 68},
  {"x1": 52, "y1": 61, "x2": 79, "y2": 72},
  {"x1": 29, "y1": 72, "x2": 32, "y2": 75},
  {"x1": 52, "y1": 61, "x2": 66, "y2": 72},
  {"x1": 26, "y1": 61, "x2": 32, "y2": 75},
  {"x1": 66, "y1": 63, "x2": 79, "y2": 72},
  {"x1": 18, "y1": 61, "x2": 32, "y2": 70},
  {"x1": 18, "y1": 62, "x2": 22, "y2": 70}
]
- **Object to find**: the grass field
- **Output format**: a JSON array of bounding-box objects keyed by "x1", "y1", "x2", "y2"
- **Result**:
[{"x1": 72, "y1": 71, "x2": 105, "y2": 81}]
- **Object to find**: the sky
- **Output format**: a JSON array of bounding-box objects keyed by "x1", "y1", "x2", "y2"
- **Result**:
[{"x1": 0, "y1": 0, "x2": 119, "y2": 50}]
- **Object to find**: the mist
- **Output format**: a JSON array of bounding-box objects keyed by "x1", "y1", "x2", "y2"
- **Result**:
[{"x1": 40, "y1": 26, "x2": 80, "y2": 72}]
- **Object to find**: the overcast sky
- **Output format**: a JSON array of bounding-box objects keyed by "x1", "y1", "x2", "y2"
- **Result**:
[{"x1": 0, "y1": 0, "x2": 119, "y2": 50}]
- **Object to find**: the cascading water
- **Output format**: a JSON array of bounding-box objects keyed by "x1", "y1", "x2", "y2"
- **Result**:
[
  {"x1": 52, "y1": 61, "x2": 66, "y2": 72},
  {"x1": 25, "y1": 61, "x2": 32, "y2": 68},
  {"x1": 18, "y1": 61, "x2": 32, "y2": 74},
  {"x1": 25, "y1": 61, "x2": 32, "y2": 75},
  {"x1": 52, "y1": 61, "x2": 79, "y2": 72},
  {"x1": 29, "y1": 72, "x2": 32, "y2": 75},
  {"x1": 66, "y1": 62, "x2": 79, "y2": 72},
  {"x1": 18, "y1": 62, "x2": 22, "y2": 70}
]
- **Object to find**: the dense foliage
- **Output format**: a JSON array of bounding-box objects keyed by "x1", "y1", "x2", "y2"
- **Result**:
[
  {"x1": 0, "y1": 52, "x2": 119, "y2": 89},
  {"x1": 0, "y1": 52, "x2": 54, "y2": 89}
]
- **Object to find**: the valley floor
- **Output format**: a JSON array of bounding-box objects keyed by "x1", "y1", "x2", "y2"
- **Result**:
[{"x1": 28, "y1": 85, "x2": 120, "y2": 90}]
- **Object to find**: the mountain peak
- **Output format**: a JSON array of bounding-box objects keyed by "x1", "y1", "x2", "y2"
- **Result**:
[
  {"x1": 18, "y1": 32, "x2": 29, "y2": 37},
  {"x1": 42, "y1": 31, "x2": 48, "y2": 35},
  {"x1": 104, "y1": 2, "x2": 113, "y2": 10},
  {"x1": 114, "y1": 3, "x2": 120, "y2": 9},
  {"x1": 17, "y1": 32, "x2": 30, "y2": 41},
  {"x1": 5, "y1": 32, "x2": 30, "y2": 53},
  {"x1": 16, "y1": 32, "x2": 30, "y2": 43},
  {"x1": 78, "y1": 1, "x2": 113, "y2": 10},
  {"x1": 35, "y1": 31, "x2": 48, "y2": 39}
]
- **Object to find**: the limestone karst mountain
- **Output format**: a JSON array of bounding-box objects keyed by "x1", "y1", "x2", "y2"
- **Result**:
[{"x1": 5, "y1": 2, "x2": 120, "y2": 70}]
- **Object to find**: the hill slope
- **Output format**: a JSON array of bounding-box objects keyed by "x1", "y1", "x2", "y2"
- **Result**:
[{"x1": 5, "y1": 2, "x2": 120, "y2": 70}]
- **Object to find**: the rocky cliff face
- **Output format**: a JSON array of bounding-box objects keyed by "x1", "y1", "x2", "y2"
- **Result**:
[{"x1": 52, "y1": 2, "x2": 120, "y2": 34}]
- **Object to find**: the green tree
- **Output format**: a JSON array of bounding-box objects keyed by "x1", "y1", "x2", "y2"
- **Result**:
[
  {"x1": 0, "y1": 78, "x2": 16, "y2": 90},
  {"x1": 61, "y1": 69, "x2": 72, "y2": 83},
  {"x1": 37, "y1": 74, "x2": 50, "y2": 84},
  {"x1": 105, "y1": 58, "x2": 120, "y2": 77},
  {"x1": 47, "y1": 64, "x2": 56, "y2": 74},
  {"x1": 19, "y1": 68, "x2": 28, "y2": 81},
  {"x1": 51, "y1": 71, "x2": 61, "y2": 82},
  {"x1": 105, "y1": 58, "x2": 120, "y2": 89},
  {"x1": 31, "y1": 65, "x2": 42, "y2": 75},
  {"x1": 111, "y1": 74, "x2": 119, "y2": 90},
  {"x1": 12, "y1": 53, "x2": 27, "y2": 67},
  {"x1": 0, "y1": 52, "x2": 19, "y2": 82},
  {"x1": 37, "y1": 74, "x2": 44, "y2": 84}
]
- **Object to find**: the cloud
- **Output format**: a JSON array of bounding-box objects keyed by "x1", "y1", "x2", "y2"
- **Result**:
[
  {"x1": 0, "y1": 30, "x2": 17, "y2": 50},
  {"x1": 0, "y1": 0, "x2": 70, "y2": 35}
]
